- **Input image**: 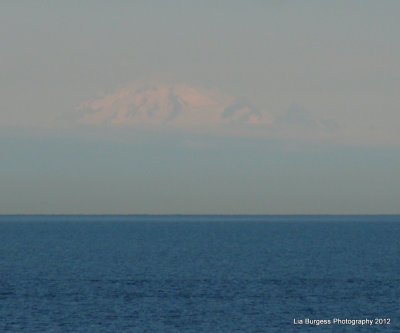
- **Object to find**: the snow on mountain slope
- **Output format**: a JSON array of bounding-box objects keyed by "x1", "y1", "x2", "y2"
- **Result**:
[{"x1": 77, "y1": 83, "x2": 272, "y2": 128}]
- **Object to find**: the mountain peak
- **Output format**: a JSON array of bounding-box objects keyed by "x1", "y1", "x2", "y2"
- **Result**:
[{"x1": 77, "y1": 83, "x2": 272, "y2": 127}]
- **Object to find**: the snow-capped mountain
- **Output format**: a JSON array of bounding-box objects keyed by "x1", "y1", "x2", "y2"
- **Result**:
[{"x1": 77, "y1": 83, "x2": 272, "y2": 127}]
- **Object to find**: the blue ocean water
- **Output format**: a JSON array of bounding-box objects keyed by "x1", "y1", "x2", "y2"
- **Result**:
[{"x1": 0, "y1": 215, "x2": 399, "y2": 332}]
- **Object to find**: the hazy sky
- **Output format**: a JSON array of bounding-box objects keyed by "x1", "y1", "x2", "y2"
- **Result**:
[{"x1": 1, "y1": 1, "x2": 400, "y2": 214}]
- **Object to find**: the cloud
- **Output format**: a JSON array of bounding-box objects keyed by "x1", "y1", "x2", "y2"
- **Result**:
[{"x1": 76, "y1": 83, "x2": 273, "y2": 130}]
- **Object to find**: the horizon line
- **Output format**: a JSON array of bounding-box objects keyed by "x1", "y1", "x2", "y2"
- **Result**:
[{"x1": 1, "y1": 214, "x2": 400, "y2": 216}]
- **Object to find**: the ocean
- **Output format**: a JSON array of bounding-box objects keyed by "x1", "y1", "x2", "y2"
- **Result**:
[{"x1": 0, "y1": 215, "x2": 399, "y2": 332}]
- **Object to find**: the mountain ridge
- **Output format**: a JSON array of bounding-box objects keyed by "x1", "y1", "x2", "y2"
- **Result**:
[{"x1": 77, "y1": 83, "x2": 272, "y2": 127}]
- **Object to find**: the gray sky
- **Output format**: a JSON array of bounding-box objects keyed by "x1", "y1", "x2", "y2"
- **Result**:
[{"x1": 1, "y1": 1, "x2": 400, "y2": 214}]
